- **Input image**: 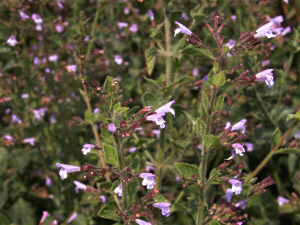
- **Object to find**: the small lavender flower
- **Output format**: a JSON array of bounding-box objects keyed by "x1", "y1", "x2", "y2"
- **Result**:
[
  {"x1": 74, "y1": 181, "x2": 87, "y2": 193},
  {"x1": 5, "y1": 108, "x2": 11, "y2": 114},
  {"x1": 153, "y1": 202, "x2": 171, "y2": 217},
  {"x1": 231, "y1": 119, "x2": 247, "y2": 133},
  {"x1": 231, "y1": 15, "x2": 237, "y2": 20},
  {"x1": 4, "y1": 135, "x2": 14, "y2": 140},
  {"x1": 235, "y1": 199, "x2": 247, "y2": 209},
  {"x1": 135, "y1": 219, "x2": 152, "y2": 225},
  {"x1": 174, "y1": 21, "x2": 192, "y2": 37},
  {"x1": 232, "y1": 143, "x2": 246, "y2": 157},
  {"x1": 53, "y1": 220, "x2": 58, "y2": 225},
  {"x1": 23, "y1": 137, "x2": 35, "y2": 146},
  {"x1": 48, "y1": 54, "x2": 58, "y2": 62},
  {"x1": 152, "y1": 129, "x2": 161, "y2": 138},
  {"x1": 181, "y1": 12, "x2": 188, "y2": 21},
  {"x1": 129, "y1": 147, "x2": 137, "y2": 153},
  {"x1": 148, "y1": 10, "x2": 154, "y2": 20},
  {"x1": 114, "y1": 55, "x2": 123, "y2": 65},
  {"x1": 56, "y1": 163, "x2": 81, "y2": 180},
  {"x1": 146, "y1": 165, "x2": 155, "y2": 172},
  {"x1": 193, "y1": 68, "x2": 199, "y2": 77},
  {"x1": 34, "y1": 57, "x2": 41, "y2": 65},
  {"x1": 46, "y1": 177, "x2": 52, "y2": 187},
  {"x1": 117, "y1": 22, "x2": 128, "y2": 29},
  {"x1": 294, "y1": 132, "x2": 300, "y2": 139},
  {"x1": 245, "y1": 142, "x2": 254, "y2": 152},
  {"x1": 81, "y1": 144, "x2": 95, "y2": 155},
  {"x1": 21, "y1": 93, "x2": 29, "y2": 99},
  {"x1": 139, "y1": 172, "x2": 156, "y2": 189},
  {"x1": 255, "y1": 69, "x2": 274, "y2": 88},
  {"x1": 12, "y1": 114, "x2": 22, "y2": 124},
  {"x1": 7, "y1": 35, "x2": 18, "y2": 47},
  {"x1": 282, "y1": 26, "x2": 292, "y2": 36},
  {"x1": 225, "y1": 189, "x2": 233, "y2": 202},
  {"x1": 228, "y1": 179, "x2": 242, "y2": 195},
  {"x1": 262, "y1": 59, "x2": 270, "y2": 66},
  {"x1": 55, "y1": 24, "x2": 64, "y2": 33},
  {"x1": 32, "y1": 14, "x2": 43, "y2": 24},
  {"x1": 114, "y1": 184, "x2": 122, "y2": 197},
  {"x1": 254, "y1": 21, "x2": 276, "y2": 39},
  {"x1": 33, "y1": 108, "x2": 47, "y2": 120},
  {"x1": 129, "y1": 24, "x2": 138, "y2": 33},
  {"x1": 124, "y1": 7, "x2": 130, "y2": 15},
  {"x1": 39, "y1": 211, "x2": 49, "y2": 224},
  {"x1": 67, "y1": 212, "x2": 77, "y2": 223},
  {"x1": 277, "y1": 196, "x2": 289, "y2": 206},
  {"x1": 146, "y1": 100, "x2": 175, "y2": 129},
  {"x1": 108, "y1": 123, "x2": 116, "y2": 132},
  {"x1": 225, "y1": 39, "x2": 235, "y2": 49},
  {"x1": 100, "y1": 195, "x2": 106, "y2": 203},
  {"x1": 50, "y1": 114, "x2": 56, "y2": 124},
  {"x1": 19, "y1": 10, "x2": 29, "y2": 20},
  {"x1": 284, "y1": 0, "x2": 289, "y2": 3},
  {"x1": 93, "y1": 108, "x2": 99, "y2": 114},
  {"x1": 270, "y1": 15, "x2": 284, "y2": 25}
]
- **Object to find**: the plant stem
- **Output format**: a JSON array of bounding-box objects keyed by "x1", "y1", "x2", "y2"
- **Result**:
[
  {"x1": 245, "y1": 120, "x2": 299, "y2": 183},
  {"x1": 164, "y1": 8, "x2": 172, "y2": 84},
  {"x1": 85, "y1": 0, "x2": 102, "y2": 59},
  {"x1": 156, "y1": 127, "x2": 166, "y2": 191},
  {"x1": 196, "y1": 88, "x2": 218, "y2": 225},
  {"x1": 114, "y1": 134, "x2": 128, "y2": 210}
]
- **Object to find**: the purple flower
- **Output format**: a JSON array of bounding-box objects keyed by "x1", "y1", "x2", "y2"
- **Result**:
[
  {"x1": 124, "y1": 7, "x2": 130, "y2": 15},
  {"x1": 56, "y1": 163, "x2": 81, "y2": 180},
  {"x1": 19, "y1": 10, "x2": 29, "y2": 20},
  {"x1": 174, "y1": 21, "x2": 192, "y2": 37},
  {"x1": 232, "y1": 143, "x2": 245, "y2": 157},
  {"x1": 181, "y1": 12, "x2": 188, "y2": 21},
  {"x1": 21, "y1": 93, "x2": 29, "y2": 99},
  {"x1": 39, "y1": 211, "x2": 49, "y2": 223},
  {"x1": 100, "y1": 195, "x2": 106, "y2": 203},
  {"x1": 35, "y1": 24, "x2": 42, "y2": 31},
  {"x1": 255, "y1": 69, "x2": 274, "y2": 88},
  {"x1": 225, "y1": 189, "x2": 233, "y2": 202},
  {"x1": 129, "y1": 24, "x2": 138, "y2": 33},
  {"x1": 277, "y1": 196, "x2": 289, "y2": 206},
  {"x1": 153, "y1": 202, "x2": 171, "y2": 217},
  {"x1": 32, "y1": 14, "x2": 43, "y2": 24},
  {"x1": 55, "y1": 24, "x2": 64, "y2": 33},
  {"x1": 135, "y1": 219, "x2": 152, "y2": 225},
  {"x1": 53, "y1": 220, "x2": 58, "y2": 225},
  {"x1": 231, "y1": 119, "x2": 246, "y2": 134},
  {"x1": 114, "y1": 184, "x2": 122, "y2": 197},
  {"x1": 148, "y1": 10, "x2": 154, "y2": 20},
  {"x1": 48, "y1": 54, "x2": 58, "y2": 62},
  {"x1": 193, "y1": 68, "x2": 199, "y2": 77},
  {"x1": 46, "y1": 177, "x2": 52, "y2": 187},
  {"x1": 23, "y1": 137, "x2": 35, "y2": 146},
  {"x1": 12, "y1": 114, "x2": 22, "y2": 124},
  {"x1": 152, "y1": 129, "x2": 161, "y2": 138},
  {"x1": 129, "y1": 147, "x2": 137, "y2": 153},
  {"x1": 34, "y1": 57, "x2": 41, "y2": 65},
  {"x1": 146, "y1": 165, "x2": 155, "y2": 172},
  {"x1": 146, "y1": 100, "x2": 175, "y2": 129},
  {"x1": 114, "y1": 55, "x2": 123, "y2": 65},
  {"x1": 235, "y1": 199, "x2": 247, "y2": 209},
  {"x1": 228, "y1": 179, "x2": 242, "y2": 195},
  {"x1": 33, "y1": 108, "x2": 47, "y2": 120},
  {"x1": 262, "y1": 59, "x2": 270, "y2": 66},
  {"x1": 225, "y1": 39, "x2": 235, "y2": 49},
  {"x1": 74, "y1": 181, "x2": 87, "y2": 193},
  {"x1": 245, "y1": 142, "x2": 254, "y2": 152},
  {"x1": 81, "y1": 144, "x2": 95, "y2": 155},
  {"x1": 117, "y1": 22, "x2": 128, "y2": 29},
  {"x1": 108, "y1": 123, "x2": 116, "y2": 132},
  {"x1": 7, "y1": 35, "x2": 18, "y2": 47},
  {"x1": 50, "y1": 114, "x2": 56, "y2": 124},
  {"x1": 294, "y1": 132, "x2": 300, "y2": 139},
  {"x1": 139, "y1": 172, "x2": 156, "y2": 189},
  {"x1": 284, "y1": 0, "x2": 289, "y2": 3},
  {"x1": 231, "y1": 15, "x2": 237, "y2": 21},
  {"x1": 93, "y1": 108, "x2": 99, "y2": 114},
  {"x1": 270, "y1": 15, "x2": 284, "y2": 25},
  {"x1": 282, "y1": 26, "x2": 291, "y2": 36},
  {"x1": 254, "y1": 21, "x2": 277, "y2": 39},
  {"x1": 5, "y1": 108, "x2": 11, "y2": 114},
  {"x1": 4, "y1": 135, "x2": 14, "y2": 140},
  {"x1": 67, "y1": 212, "x2": 77, "y2": 223}
]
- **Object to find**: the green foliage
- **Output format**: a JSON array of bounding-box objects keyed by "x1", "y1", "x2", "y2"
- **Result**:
[{"x1": 103, "y1": 143, "x2": 118, "y2": 166}]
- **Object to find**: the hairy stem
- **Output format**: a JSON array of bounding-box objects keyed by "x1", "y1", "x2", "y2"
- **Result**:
[
  {"x1": 156, "y1": 127, "x2": 166, "y2": 191},
  {"x1": 197, "y1": 88, "x2": 218, "y2": 225},
  {"x1": 164, "y1": 8, "x2": 172, "y2": 84},
  {"x1": 114, "y1": 134, "x2": 128, "y2": 210},
  {"x1": 245, "y1": 120, "x2": 299, "y2": 183}
]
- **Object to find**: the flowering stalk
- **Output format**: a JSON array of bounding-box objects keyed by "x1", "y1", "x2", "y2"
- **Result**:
[
  {"x1": 245, "y1": 120, "x2": 299, "y2": 183},
  {"x1": 197, "y1": 88, "x2": 218, "y2": 225},
  {"x1": 114, "y1": 134, "x2": 128, "y2": 210},
  {"x1": 164, "y1": 8, "x2": 172, "y2": 84}
]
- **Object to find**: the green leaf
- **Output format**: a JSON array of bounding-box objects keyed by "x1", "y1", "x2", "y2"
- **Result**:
[
  {"x1": 9, "y1": 198, "x2": 34, "y2": 225},
  {"x1": 202, "y1": 92, "x2": 209, "y2": 114},
  {"x1": 215, "y1": 95, "x2": 224, "y2": 111},
  {"x1": 190, "y1": 5, "x2": 206, "y2": 22},
  {"x1": 10, "y1": 149, "x2": 30, "y2": 173},
  {"x1": 142, "y1": 92, "x2": 156, "y2": 107},
  {"x1": 103, "y1": 143, "x2": 118, "y2": 166},
  {"x1": 271, "y1": 128, "x2": 281, "y2": 148},
  {"x1": 209, "y1": 221, "x2": 221, "y2": 225},
  {"x1": 145, "y1": 47, "x2": 157, "y2": 76},
  {"x1": 84, "y1": 110, "x2": 97, "y2": 124},
  {"x1": 212, "y1": 61, "x2": 219, "y2": 73},
  {"x1": 103, "y1": 76, "x2": 114, "y2": 93},
  {"x1": 180, "y1": 46, "x2": 215, "y2": 60},
  {"x1": 212, "y1": 71, "x2": 226, "y2": 87},
  {"x1": 196, "y1": 118, "x2": 206, "y2": 139},
  {"x1": 113, "y1": 102, "x2": 129, "y2": 115},
  {"x1": 175, "y1": 163, "x2": 198, "y2": 179},
  {"x1": 0, "y1": 213, "x2": 9, "y2": 225},
  {"x1": 276, "y1": 148, "x2": 300, "y2": 154},
  {"x1": 127, "y1": 180, "x2": 138, "y2": 204},
  {"x1": 204, "y1": 134, "x2": 221, "y2": 151},
  {"x1": 97, "y1": 202, "x2": 120, "y2": 221},
  {"x1": 286, "y1": 111, "x2": 300, "y2": 121}
]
